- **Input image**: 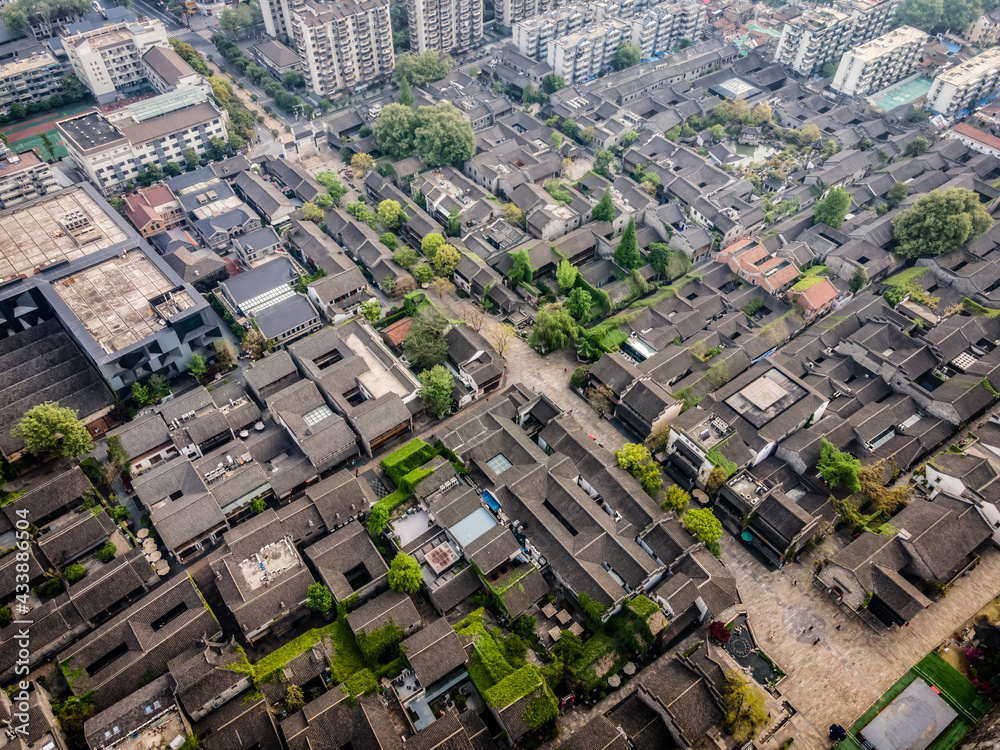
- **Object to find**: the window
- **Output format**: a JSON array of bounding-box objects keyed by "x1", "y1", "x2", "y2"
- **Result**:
[
  {"x1": 486, "y1": 453, "x2": 513, "y2": 474},
  {"x1": 303, "y1": 405, "x2": 333, "y2": 426}
]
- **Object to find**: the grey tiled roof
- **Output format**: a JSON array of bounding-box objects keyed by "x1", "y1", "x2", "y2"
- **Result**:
[
  {"x1": 84, "y1": 673, "x2": 176, "y2": 749},
  {"x1": 110, "y1": 413, "x2": 172, "y2": 458},
  {"x1": 401, "y1": 617, "x2": 467, "y2": 688},
  {"x1": 345, "y1": 590, "x2": 420, "y2": 635},
  {"x1": 37, "y1": 509, "x2": 115, "y2": 568},
  {"x1": 150, "y1": 492, "x2": 228, "y2": 552}
]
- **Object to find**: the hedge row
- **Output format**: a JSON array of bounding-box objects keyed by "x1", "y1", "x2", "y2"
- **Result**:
[{"x1": 381, "y1": 438, "x2": 438, "y2": 487}]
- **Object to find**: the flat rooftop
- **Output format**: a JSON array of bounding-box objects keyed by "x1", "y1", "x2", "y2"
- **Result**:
[
  {"x1": 0, "y1": 188, "x2": 128, "y2": 278},
  {"x1": 238, "y1": 538, "x2": 302, "y2": 592},
  {"x1": 935, "y1": 48, "x2": 1000, "y2": 85},
  {"x1": 342, "y1": 331, "x2": 412, "y2": 399},
  {"x1": 860, "y1": 678, "x2": 957, "y2": 750},
  {"x1": 849, "y1": 26, "x2": 927, "y2": 62},
  {"x1": 724, "y1": 368, "x2": 807, "y2": 429},
  {"x1": 57, "y1": 112, "x2": 126, "y2": 153},
  {"x1": 53, "y1": 250, "x2": 195, "y2": 353}
]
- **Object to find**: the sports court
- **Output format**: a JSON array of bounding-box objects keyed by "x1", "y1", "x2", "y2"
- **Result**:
[
  {"x1": 835, "y1": 653, "x2": 992, "y2": 750},
  {"x1": 3, "y1": 99, "x2": 96, "y2": 159}
]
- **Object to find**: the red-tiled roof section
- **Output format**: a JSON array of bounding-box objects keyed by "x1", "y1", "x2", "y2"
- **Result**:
[
  {"x1": 952, "y1": 123, "x2": 1000, "y2": 153},
  {"x1": 381, "y1": 317, "x2": 413, "y2": 347}
]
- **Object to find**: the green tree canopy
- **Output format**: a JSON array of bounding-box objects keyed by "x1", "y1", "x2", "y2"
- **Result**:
[
  {"x1": 721, "y1": 670, "x2": 768, "y2": 743},
  {"x1": 594, "y1": 149, "x2": 615, "y2": 178},
  {"x1": 419, "y1": 364, "x2": 455, "y2": 417},
  {"x1": 307, "y1": 582, "x2": 333, "y2": 612},
  {"x1": 422, "y1": 232, "x2": 446, "y2": 258},
  {"x1": 816, "y1": 438, "x2": 862, "y2": 493},
  {"x1": 404, "y1": 304, "x2": 449, "y2": 371},
  {"x1": 413, "y1": 103, "x2": 476, "y2": 167},
  {"x1": 398, "y1": 77, "x2": 415, "y2": 107},
  {"x1": 813, "y1": 186, "x2": 851, "y2": 228},
  {"x1": 592, "y1": 189, "x2": 615, "y2": 222},
  {"x1": 683, "y1": 508, "x2": 722, "y2": 546},
  {"x1": 893, "y1": 187, "x2": 993, "y2": 258},
  {"x1": 616, "y1": 443, "x2": 662, "y2": 498},
  {"x1": 381, "y1": 233, "x2": 399, "y2": 251},
  {"x1": 612, "y1": 41, "x2": 641, "y2": 71},
  {"x1": 388, "y1": 552, "x2": 423, "y2": 593},
  {"x1": 661, "y1": 485, "x2": 690, "y2": 515},
  {"x1": 906, "y1": 136, "x2": 930, "y2": 156},
  {"x1": 509, "y1": 249, "x2": 533, "y2": 285},
  {"x1": 395, "y1": 246, "x2": 419, "y2": 269},
  {"x1": 394, "y1": 51, "x2": 453, "y2": 86},
  {"x1": 615, "y1": 217, "x2": 641, "y2": 269},
  {"x1": 432, "y1": 244, "x2": 460, "y2": 275},
  {"x1": 564, "y1": 287, "x2": 592, "y2": 323},
  {"x1": 529, "y1": 303, "x2": 577, "y2": 353},
  {"x1": 648, "y1": 243, "x2": 672, "y2": 278},
  {"x1": 374, "y1": 103, "x2": 417, "y2": 159},
  {"x1": 378, "y1": 199, "x2": 406, "y2": 229},
  {"x1": 360, "y1": 299, "x2": 381, "y2": 323},
  {"x1": 556, "y1": 259, "x2": 578, "y2": 293},
  {"x1": 13, "y1": 402, "x2": 93, "y2": 459},
  {"x1": 301, "y1": 202, "x2": 324, "y2": 223},
  {"x1": 887, "y1": 181, "x2": 909, "y2": 205}
]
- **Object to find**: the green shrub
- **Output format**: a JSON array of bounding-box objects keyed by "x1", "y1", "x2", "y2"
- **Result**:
[
  {"x1": 380, "y1": 439, "x2": 437, "y2": 486},
  {"x1": 96, "y1": 543, "x2": 116, "y2": 563},
  {"x1": 64, "y1": 564, "x2": 86, "y2": 585},
  {"x1": 342, "y1": 668, "x2": 378, "y2": 699}
]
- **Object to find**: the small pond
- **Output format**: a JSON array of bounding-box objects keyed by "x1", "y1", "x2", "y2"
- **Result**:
[{"x1": 724, "y1": 614, "x2": 784, "y2": 686}]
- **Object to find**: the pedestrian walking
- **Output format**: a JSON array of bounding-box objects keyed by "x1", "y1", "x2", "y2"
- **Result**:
[
  {"x1": 808, "y1": 626, "x2": 814, "y2": 631},
  {"x1": 836, "y1": 624, "x2": 841, "y2": 631},
  {"x1": 813, "y1": 638, "x2": 821, "y2": 646}
]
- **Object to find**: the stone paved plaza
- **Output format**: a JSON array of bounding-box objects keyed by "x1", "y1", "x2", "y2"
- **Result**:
[{"x1": 725, "y1": 539, "x2": 1000, "y2": 749}]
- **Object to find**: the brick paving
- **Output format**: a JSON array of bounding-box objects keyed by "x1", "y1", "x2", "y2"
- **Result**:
[{"x1": 724, "y1": 540, "x2": 1000, "y2": 749}]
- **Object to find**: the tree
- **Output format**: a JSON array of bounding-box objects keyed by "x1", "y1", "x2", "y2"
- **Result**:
[
  {"x1": 148, "y1": 374, "x2": 170, "y2": 403},
  {"x1": 661, "y1": 485, "x2": 690, "y2": 515},
  {"x1": 302, "y1": 202, "x2": 325, "y2": 223},
  {"x1": 509, "y1": 248, "x2": 533, "y2": 285},
  {"x1": 893, "y1": 187, "x2": 992, "y2": 258},
  {"x1": 556, "y1": 260, "x2": 579, "y2": 294},
  {"x1": 721, "y1": 670, "x2": 768, "y2": 744},
  {"x1": 906, "y1": 136, "x2": 930, "y2": 156},
  {"x1": 816, "y1": 438, "x2": 862, "y2": 493},
  {"x1": 285, "y1": 685, "x2": 306, "y2": 712},
  {"x1": 307, "y1": 582, "x2": 333, "y2": 612},
  {"x1": 360, "y1": 299, "x2": 381, "y2": 323},
  {"x1": 375, "y1": 103, "x2": 417, "y2": 159},
  {"x1": 250, "y1": 497, "x2": 267, "y2": 514},
  {"x1": 405, "y1": 304, "x2": 449, "y2": 371},
  {"x1": 887, "y1": 181, "x2": 908, "y2": 205},
  {"x1": 648, "y1": 243, "x2": 672, "y2": 278},
  {"x1": 213, "y1": 339, "x2": 235, "y2": 372},
  {"x1": 561, "y1": 118, "x2": 578, "y2": 138},
  {"x1": 542, "y1": 74, "x2": 566, "y2": 94},
  {"x1": 594, "y1": 149, "x2": 615, "y2": 178},
  {"x1": 315, "y1": 193, "x2": 334, "y2": 210},
  {"x1": 106, "y1": 435, "x2": 130, "y2": 477},
  {"x1": 552, "y1": 628, "x2": 583, "y2": 664},
  {"x1": 503, "y1": 203, "x2": 524, "y2": 227},
  {"x1": 432, "y1": 243, "x2": 460, "y2": 275},
  {"x1": 529, "y1": 304, "x2": 577, "y2": 352},
  {"x1": 351, "y1": 152, "x2": 375, "y2": 176},
  {"x1": 820, "y1": 59, "x2": 840, "y2": 78},
  {"x1": 565, "y1": 287, "x2": 592, "y2": 323},
  {"x1": 188, "y1": 354, "x2": 208, "y2": 379},
  {"x1": 412, "y1": 264, "x2": 433, "y2": 284},
  {"x1": 588, "y1": 384, "x2": 614, "y2": 414},
  {"x1": 13, "y1": 402, "x2": 93, "y2": 459},
  {"x1": 709, "y1": 621, "x2": 731, "y2": 645},
  {"x1": 420, "y1": 232, "x2": 444, "y2": 259},
  {"x1": 612, "y1": 40, "x2": 641, "y2": 71},
  {"x1": 395, "y1": 246, "x2": 419, "y2": 269},
  {"x1": 850, "y1": 266, "x2": 868, "y2": 294},
  {"x1": 489, "y1": 323, "x2": 516, "y2": 357},
  {"x1": 859, "y1": 461, "x2": 910, "y2": 515},
  {"x1": 316, "y1": 170, "x2": 349, "y2": 203},
  {"x1": 616, "y1": 443, "x2": 661, "y2": 499},
  {"x1": 378, "y1": 199, "x2": 406, "y2": 229},
  {"x1": 184, "y1": 148, "x2": 201, "y2": 170},
  {"x1": 242, "y1": 328, "x2": 267, "y2": 360},
  {"x1": 414, "y1": 103, "x2": 476, "y2": 167},
  {"x1": 39, "y1": 132, "x2": 56, "y2": 162},
  {"x1": 131, "y1": 382, "x2": 151, "y2": 409},
  {"x1": 813, "y1": 186, "x2": 851, "y2": 229},
  {"x1": 419, "y1": 364, "x2": 454, "y2": 417},
  {"x1": 164, "y1": 161, "x2": 182, "y2": 177},
  {"x1": 592, "y1": 189, "x2": 615, "y2": 222},
  {"x1": 710, "y1": 124, "x2": 726, "y2": 141},
  {"x1": 706, "y1": 466, "x2": 728, "y2": 497},
  {"x1": 97, "y1": 543, "x2": 117, "y2": 563},
  {"x1": 64, "y1": 564, "x2": 86, "y2": 585},
  {"x1": 398, "y1": 77, "x2": 415, "y2": 107},
  {"x1": 394, "y1": 51, "x2": 453, "y2": 86},
  {"x1": 615, "y1": 218, "x2": 641, "y2": 270},
  {"x1": 388, "y1": 552, "x2": 422, "y2": 593},
  {"x1": 367, "y1": 503, "x2": 390, "y2": 535},
  {"x1": 683, "y1": 508, "x2": 722, "y2": 547},
  {"x1": 796, "y1": 124, "x2": 822, "y2": 144}
]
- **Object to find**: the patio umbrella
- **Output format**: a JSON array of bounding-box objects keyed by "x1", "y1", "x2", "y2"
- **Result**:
[{"x1": 741, "y1": 531, "x2": 754, "y2": 542}]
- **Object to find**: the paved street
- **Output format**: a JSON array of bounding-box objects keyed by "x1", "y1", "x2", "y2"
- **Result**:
[{"x1": 723, "y1": 539, "x2": 1000, "y2": 750}]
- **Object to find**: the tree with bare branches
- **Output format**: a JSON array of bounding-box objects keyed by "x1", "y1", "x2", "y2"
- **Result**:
[{"x1": 489, "y1": 323, "x2": 516, "y2": 357}]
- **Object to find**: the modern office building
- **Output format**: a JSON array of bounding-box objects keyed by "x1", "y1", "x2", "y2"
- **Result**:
[
  {"x1": 548, "y1": 20, "x2": 630, "y2": 84},
  {"x1": 0, "y1": 50, "x2": 69, "y2": 115},
  {"x1": 56, "y1": 89, "x2": 228, "y2": 195},
  {"x1": 831, "y1": 25, "x2": 929, "y2": 97},
  {"x1": 405, "y1": 0, "x2": 483, "y2": 54},
  {"x1": 629, "y1": 1, "x2": 704, "y2": 61},
  {"x1": 62, "y1": 21, "x2": 170, "y2": 103},
  {"x1": 927, "y1": 48, "x2": 1000, "y2": 117},
  {"x1": 0, "y1": 183, "x2": 220, "y2": 391},
  {"x1": 290, "y1": 0, "x2": 395, "y2": 98}
]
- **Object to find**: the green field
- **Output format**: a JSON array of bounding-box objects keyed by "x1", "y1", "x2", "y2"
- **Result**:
[
  {"x1": 835, "y1": 652, "x2": 992, "y2": 750},
  {"x1": 10, "y1": 132, "x2": 68, "y2": 159}
]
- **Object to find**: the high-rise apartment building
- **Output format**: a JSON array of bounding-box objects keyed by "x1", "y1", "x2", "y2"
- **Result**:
[
  {"x1": 927, "y1": 48, "x2": 1000, "y2": 118},
  {"x1": 513, "y1": 0, "x2": 650, "y2": 61},
  {"x1": 548, "y1": 19, "x2": 630, "y2": 84},
  {"x1": 498, "y1": 0, "x2": 556, "y2": 33},
  {"x1": 775, "y1": 0, "x2": 901, "y2": 77},
  {"x1": 291, "y1": 0, "x2": 394, "y2": 98},
  {"x1": 0, "y1": 146, "x2": 58, "y2": 209},
  {"x1": 62, "y1": 21, "x2": 170, "y2": 103},
  {"x1": 831, "y1": 26, "x2": 928, "y2": 97},
  {"x1": 630, "y1": 1, "x2": 703, "y2": 61},
  {"x1": 406, "y1": 0, "x2": 483, "y2": 53}
]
